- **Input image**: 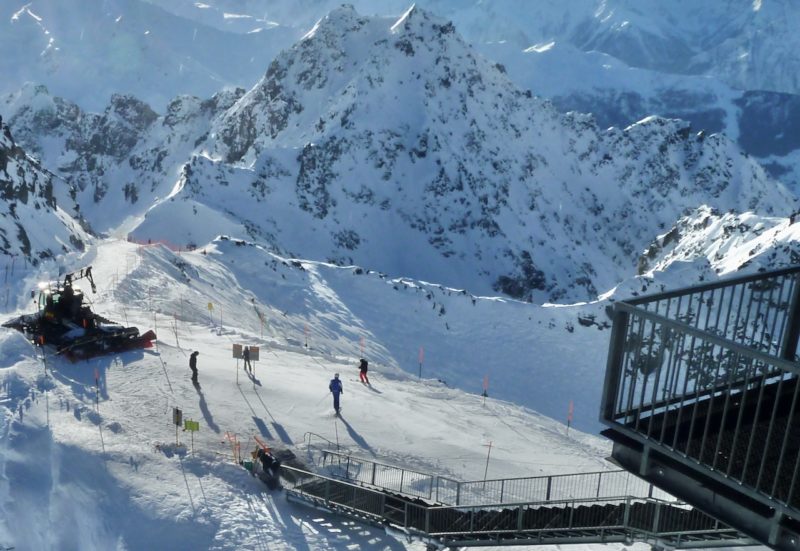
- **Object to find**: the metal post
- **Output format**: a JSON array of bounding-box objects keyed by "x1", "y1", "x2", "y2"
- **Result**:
[
  {"x1": 546, "y1": 476, "x2": 552, "y2": 501},
  {"x1": 652, "y1": 501, "x2": 662, "y2": 534},
  {"x1": 601, "y1": 308, "x2": 630, "y2": 422},
  {"x1": 623, "y1": 497, "x2": 631, "y2": 530},
  {"x1": 596, "y1": 472, "x2": 602, "y2": 498},
  {"x1": 780, "y1": 274, "x2": 800, "y2": 361}
]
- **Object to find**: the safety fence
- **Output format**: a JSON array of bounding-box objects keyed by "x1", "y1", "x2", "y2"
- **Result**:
[
  {"x1": 281, "y1": 465, "x2": 750, "y2": 548},
  {"x1": 314, "y1": 449, "x2": 674, "y2": 507},
  {"x1": 602, "y1": 266, "x2": 800, "y2": 510}
]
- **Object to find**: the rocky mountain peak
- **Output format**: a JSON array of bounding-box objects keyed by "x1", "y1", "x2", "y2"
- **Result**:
[
  {"x1": 105, "y1": 94, "x2": 158, "y2": 133},
  {"x1": 0, "y1": 120, "x2": 89, "y2": 262},
  {"x1": 2, "y1": 5, "x2": 797, "y2": 303}
]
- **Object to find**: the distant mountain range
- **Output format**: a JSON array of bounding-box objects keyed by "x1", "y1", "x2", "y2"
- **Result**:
[
  {"x1": 4, "y1": 0, "x2": 800, "y2": 194},
  {"x1": 1, "y1": 5, "x2": 797, "y2": 304}
]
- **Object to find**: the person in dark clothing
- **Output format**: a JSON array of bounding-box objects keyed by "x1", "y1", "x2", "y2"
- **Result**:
[
  {"x1": 243, "y1": 346, "x2": 252, "y2": 372},
  {"x1": 256, "y1": 447, "x2": 281, "y2": 489},
  {"x1": 189, "y1": 351, "x2": 199, "y2": 382},
  {"x1": 329, "y1": 373, "x2": 343, "y2": 414},
  {"x1": 358, "y1": 358, "x2": 370, "y2": 384}
]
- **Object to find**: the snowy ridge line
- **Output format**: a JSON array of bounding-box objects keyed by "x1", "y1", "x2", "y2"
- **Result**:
[{"x1": 126, "y1": 236, "x2": 193, "y2": 253}]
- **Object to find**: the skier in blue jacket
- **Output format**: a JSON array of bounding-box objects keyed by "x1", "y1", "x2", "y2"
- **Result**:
[{"x1": 329, "y1": 373, "x2": 343, "y2": 414}]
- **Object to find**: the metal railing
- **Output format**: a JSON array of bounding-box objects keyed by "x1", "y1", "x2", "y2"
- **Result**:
[
  {"x1": 315, "y1": 449, "x2": 673, "y2": 506},
  {"x1": 320, "y1": 450, "x2": 438, "y2": 500},
  {"x1": 626, "y1": 266, "x2": 800, "y2": 360},
  {"x1": 447, "y1": 468, "x2": 674, "y2": 506},
  {"x1": 602, "y1": 266, "x2": 800, "y2": 510},
  {"x1": 281, "y1": 466, "x2": 748, "y2": 547}
]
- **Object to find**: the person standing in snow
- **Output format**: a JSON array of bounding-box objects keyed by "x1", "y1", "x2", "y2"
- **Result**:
[
  {"x1": 243, "y1": 346, "x2": 252, "y2": 372},
  {"x1": 189, "y1": 351, "x2": 199, "y2": 383},
  {"x1": 329, "y1": 373, "x2": 343, "y2": 414},
  {"x1": 358, "y1": 358, "x2": 370, "y2": 384}
]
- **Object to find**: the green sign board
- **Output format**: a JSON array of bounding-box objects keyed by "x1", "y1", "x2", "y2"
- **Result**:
[{"x1": 184, "y1": 420, "x2": 200, "y2": 432}]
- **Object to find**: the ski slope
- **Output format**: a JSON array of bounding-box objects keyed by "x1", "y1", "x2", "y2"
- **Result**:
[{"x1": 0, "y1": 239, "x2": 625, "y2": 550}]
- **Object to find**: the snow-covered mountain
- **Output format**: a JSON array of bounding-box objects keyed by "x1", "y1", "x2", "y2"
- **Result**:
[
  {"x1": 3, "y1": 4, "x2": 800, "y2": 547},
  {"x1": 0, "y1": 0, "x2": 298, "y2": 112},
  {"x1": 3, "y1": 6, "x2": 795, "y2": 305},
  {"x1": 6, "y1": 0, "x2": 800, "y2": 195},
  {"x1": 0, "y1": 119, "x2": 89, "y2": 262}
]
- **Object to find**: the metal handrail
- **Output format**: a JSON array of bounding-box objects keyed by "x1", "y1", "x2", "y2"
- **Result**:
[
  {"x1": 312, "y1": 449, "x2": 672, "y2": 506},
  {"x1": 281, "y1": 466, "x2": 751, "y2": 547},
  {"x1": 624, "y1": 265, "x2": 800, "y2": 307},
  {"x1": 616, "y1": 302, "x2": 800, "y2": 376}
]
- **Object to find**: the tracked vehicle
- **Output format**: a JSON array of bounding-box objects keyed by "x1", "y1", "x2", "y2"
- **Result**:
[{"x1": 2, "y1": 266, "x2": 156, "y2": 360}]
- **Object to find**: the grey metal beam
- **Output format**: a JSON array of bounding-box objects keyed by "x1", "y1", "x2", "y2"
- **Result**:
[{"x1": 607, "y1": 435, "x2": 796, "y2": 551}]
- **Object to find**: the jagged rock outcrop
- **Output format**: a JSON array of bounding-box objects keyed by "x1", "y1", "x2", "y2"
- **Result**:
[
  {"x1": 0, "y1": 120, "x2": 89, "y2": 262},
  {"x1": 2, "y1": 6, "x2": 797, "y2": 302}
]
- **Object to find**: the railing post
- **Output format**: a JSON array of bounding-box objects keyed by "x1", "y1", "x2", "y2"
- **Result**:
[
  {"x1": 780, "y1": 273, "x2": 800, "y2": 361},
  {"x1": 623, "y1": 497, "x2": 631, "y2": 530},
  {"x1": 400, "y1": 469, "x2": 405, "y2": 494},
  {"x1": 371, "y1": 462, "x2": 376, "y2": 486},
  {"x1": 429, "y1": 475, "x2": 434, "y2": 501},
  {"x1": 652, "y1": 501, "x2": 662, "y2": 535},
  {"x1": 569, "y1": 500, "x2": 575, "y2": 528},
  {"x1": 500, "y1": 479, "x2": 505, "y2": 503},
  {"x1": 456, "y1": 482, "x2": 461, "y2": 506},
  {"x1": 425, "y1": 505, "x2": 430, "y2": 534},
  {"x1": 601, "y1": 307, "x2": 630, "y2": 422},
  {"x1": 546, "y1": 476, "x2": 552, "y2": 501},
  {"x1": 596, "y1": 472, "x2": 602, "y2": 498}
]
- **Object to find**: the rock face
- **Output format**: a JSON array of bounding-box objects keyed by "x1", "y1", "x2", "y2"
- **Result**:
[
  {"x1": 0, "y1": 119, "x2": 89, "y2": 263},
  {"x1": 1, "y1": 6, "x2": 796, "y2": 302}
]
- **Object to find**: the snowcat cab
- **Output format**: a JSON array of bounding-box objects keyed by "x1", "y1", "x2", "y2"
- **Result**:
[
  {"x1": 3, "y1": 266, "x2": 156, "y2": 361},
  {"x1": 36, "y1": 267, "x2": 95, "y2": 326}
]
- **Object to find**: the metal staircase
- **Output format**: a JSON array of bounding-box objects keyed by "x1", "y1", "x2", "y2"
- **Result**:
[{"x1": 282, "y1": 450, "x2": 754, "y2": 549}]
